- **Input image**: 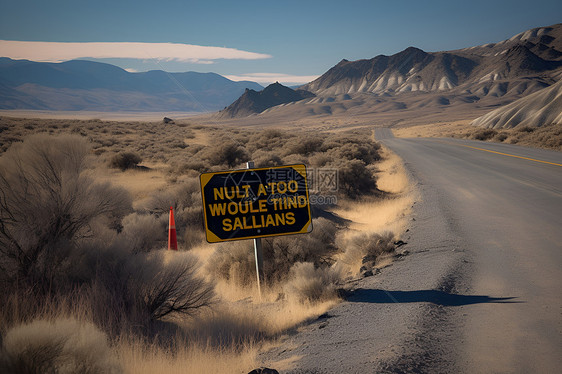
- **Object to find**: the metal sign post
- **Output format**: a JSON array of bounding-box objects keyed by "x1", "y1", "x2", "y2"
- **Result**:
[{"x1": 247, "y1": 161, "x2": 265, "y2": 297}]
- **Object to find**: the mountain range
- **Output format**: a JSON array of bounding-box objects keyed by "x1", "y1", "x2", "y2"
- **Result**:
[
  {"x1": 221, "y1": 23, "x2": 562, "y2": 127},
  {"x1": 0, "y1": 58, "x2": 263, "y2": 111}
]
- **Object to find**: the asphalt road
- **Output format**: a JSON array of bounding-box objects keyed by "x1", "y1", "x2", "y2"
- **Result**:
[
  {"x1": 376, "y1": 129, "x2": 562, "y2": 373},
  {"x1": 261, "y1": 130, "x2": 562, "y2": 373}
]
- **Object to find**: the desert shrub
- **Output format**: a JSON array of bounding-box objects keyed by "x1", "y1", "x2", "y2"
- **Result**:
[
  {"x1": 287, "y1": 137, "x2": 324, "y2": 156},
  {"x1": 140, "y1": 179, "x2": 201, "y2": 214},
  {"x1": 120, "y1": 213, "x2": 167, "y2": 253},
  {"x1": 308, "y1": 152, "x2": 332, "y2": 167},
  {"x1": 337, "y1": 231, "x2": 395, "y2": 275},
  {"x1": 128, "y1": 251, "x2": 215, "y2": 320},
  {"x1": 251, "y1": 149, "x2": 283, "y2": 167},
  {"x1": 328, "y1": 158, "x2": 378, "y2": 199},
  {"x1": 0, "y1": 318, "x2": 120, "y2": 374},
  {"x1": 209, "y1": 218, "x2": 339, "y2": 287},
  {"x1": 262, "y1": 218, "x2": 338, "y2": 283},
  {"x1": 472, "y1": 129, "x2": 497, "y2": 141},
  {"x1": 283, "y1": 262, "x2": 341, "y2": 303},
  {"x1": 494, "y1": 132, "x2": 508, "y2": 142},
  {"x1": 0, "y1": 134, "x2": 132, "y2": 291},
  {"x1": 172, "y1": 160, "x2": 208, "y2": 174},
  {"x1": 246, "y1": 129, "x2": 292, "y2": 153},
  {"x1": 323, "y1": 137, "x2": 381, "y2": 164},
  {"x1": 183, "y1": 228, "x2": 206, "y2": 250},
  {"x1": 208, "y1": 241, "x2": 255, "y2": 287},
  {"x1": 109, "y1": 151, "x2": 142, "y2": 170},
  {"x1": 517, "y1": 125, "x2": 536, "y2": 133},
  {"x1": 134, "y1": 179, "x2": 206, "y2": 250},
  {"x1": 203, "y1": 141, "x2": 248, "y2": 168},
  {"x1": 79, "y1": 248, "x2": 214, "y2": 336}
]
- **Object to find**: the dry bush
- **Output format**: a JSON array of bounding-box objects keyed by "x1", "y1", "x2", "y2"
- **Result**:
[
  {"x1": 209, "y1": 218, "x2": 339, "y2": 288},
  {"x1": 287, "y1": 137, "x2": 324, "y2": 156},
  {"x1": 120, "y1": 213, "x2": 167, "y2": 253},
  {"x1": 0, "y1": 134, "x2": 132, "y2": 291},
  {"x1": 109, "y1": 151, "x2": 143, "y2": 170},
  {"x1": 337, "y1": 231, "x2": 395, "y2": 276},
  {"x1": 0, "y1": 318, "x2": 120, "y2": 374},
  {"x1": 517, "y1": 125, "x2": 536, "y2": 133},
  {"x1": 128, "y1": 251, "x2": 215, "y2": 320},
  {"x1": 507, "y1": 123, "x2": 562, "y2": 150},
  {"x1": 323, "y1": 136, "x2": 381, "y2": 164},
  {"x1": 136, "y1": 180, "x2": 204, "y2": 249},
  {"x1": 252, "y1": 149, "x2": 283, "y2": 167},
  {"x1": 263, "y1": 217, "x2": 338, "y2": 283},
  {"x1": 471, "y1": 128, "x2": 497, "y2": 141},
  {"x1": 283, "y1": 262, "x2": 341, "y2": 303},
  {"x1": 494, "y1": 132, "x2": 509, "y2": 142},
  {"x1": 140, "y1": 179, "x2": 202, "y2": 215},
  {"x1": 208, "y1": 241, "x2": 256, "y2": 288},
  {"x1": 200, "y1": 141, "x2": 249, "y2": 168},
  {"x1": 327, "y1": 158, "x2": 378, "y2": 199},
  {"x1": 246, "y1": 129, "x2": 293, "y2": 153},
  {"x1": 183, "y1": 227, "x2": 206, "y2": 250},
  {"x1": 77, "y1": 248, "x2": 215, "y2": 336}
]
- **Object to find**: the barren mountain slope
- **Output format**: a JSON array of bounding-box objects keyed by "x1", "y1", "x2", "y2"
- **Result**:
[{"x1": 471, "y1": 78, "x2": 562, "y2": 128}]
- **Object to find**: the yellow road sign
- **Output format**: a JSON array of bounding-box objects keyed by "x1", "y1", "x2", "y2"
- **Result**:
[{"x1": 200, "y1": 164, "x2": 312, "y2": 242}]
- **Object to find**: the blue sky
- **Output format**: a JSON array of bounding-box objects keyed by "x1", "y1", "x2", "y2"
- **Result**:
[{"x1": 1, "y1": 0, "x2": 561, "y2": 85}]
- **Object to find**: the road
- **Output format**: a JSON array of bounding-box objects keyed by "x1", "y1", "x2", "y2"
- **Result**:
[
  {"x1": 376, "y1": 129, "x2": 562, "y2": 373},
  {"x1": 261, "y1": 129, "x2": 562, "y2": 373}
]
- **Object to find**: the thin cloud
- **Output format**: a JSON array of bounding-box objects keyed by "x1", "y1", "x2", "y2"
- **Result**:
[
  {"x1": 225, "y1": 73, "x2": 319, "y2": 85},
  {"x1": 0, "y1": 40, "x2": 272, "y2": 63}
]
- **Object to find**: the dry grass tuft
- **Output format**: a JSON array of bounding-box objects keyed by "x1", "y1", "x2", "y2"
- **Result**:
[
  {"x1": 117, "y1": 337, "x2": 258, "y2": 374},
  {"x1": 0, "y1": 318, "x2": 120, "y2": 374}
]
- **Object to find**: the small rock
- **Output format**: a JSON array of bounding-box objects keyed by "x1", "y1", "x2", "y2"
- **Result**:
[
  {"x1": 394, "y1": 240, "x2": 407, "y2": 248},
  {"x1": 248, "y1": 367, "x2": 280, "y2": 374},
  {"x1": 362, "y1": 270, "x2": 374, "y2": 277},
  {"x1": 163, "y1": 117, "x2": 175, "y2": 124}
]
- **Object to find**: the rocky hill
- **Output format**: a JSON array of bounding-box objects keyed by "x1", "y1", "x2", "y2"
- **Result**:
[{"x1": 218, "y1": 82, "x2": 315, "y2": 118}]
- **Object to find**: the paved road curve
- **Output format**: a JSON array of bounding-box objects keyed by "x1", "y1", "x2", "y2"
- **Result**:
[{"x1": 376, "y1": 129, "x2": 562, "y2": 373}]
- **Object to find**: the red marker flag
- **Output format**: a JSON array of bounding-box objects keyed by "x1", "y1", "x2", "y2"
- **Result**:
[{"x1": 168, "y1": 206, "x2": 178, "y2": 250}]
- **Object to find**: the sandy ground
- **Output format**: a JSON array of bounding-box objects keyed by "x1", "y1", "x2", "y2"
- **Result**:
[
  {"x1": 392, "y1": 120, "x2": 475, "y2": 138},
  {"x1": 0, "y1": 110, "x2": 200, "y2": 121}
]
